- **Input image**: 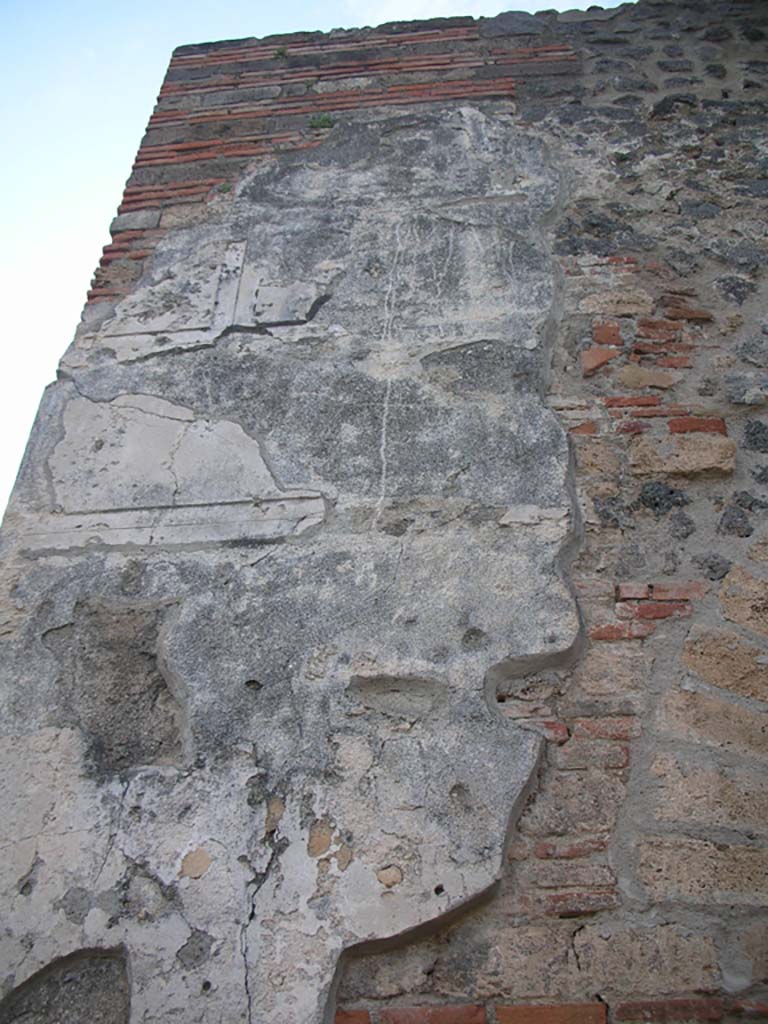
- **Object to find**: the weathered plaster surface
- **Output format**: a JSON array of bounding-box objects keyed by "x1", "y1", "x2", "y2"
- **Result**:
[{"x1": 0, "y1": 106, "x2": 579, "y2": 1022}]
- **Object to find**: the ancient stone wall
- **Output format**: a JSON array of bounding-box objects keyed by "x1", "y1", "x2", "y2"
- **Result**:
[{"x1": 1, "y1": 1, "x2": 767, "y2": 1022}]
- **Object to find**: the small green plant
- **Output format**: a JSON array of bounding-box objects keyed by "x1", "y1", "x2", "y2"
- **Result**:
[
  {"x1": 309, "y1": 113, "x2": 334, "y2": 130},
  {"x1": 274, "y1": 46, "x2": 288, "y2": 58},
  {"x1": 217, "y1": 183, "x2": 232, "y2": 194}
]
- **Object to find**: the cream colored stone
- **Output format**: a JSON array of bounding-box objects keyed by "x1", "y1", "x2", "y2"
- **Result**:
[
  {"x1": 435, "y1": 924, "x2": 580, "y2": 1001},
  {"x1": 630, "y1": 434, "x2": 736, "y2": 477},
  {"x1": 652, "y1": 753, "x2": 768, "y2": 831},
  {"x1": 658, "y1": 690, "x2": 768, "y2": 760},
  {"x1": 159, "y1": 203, "x2": 219, "y2": 229},
  {"x1": 579, "y1": 287, "x2": 655, "y2": 316},
  {"x1": 683, "y1": 627, "x2": 768, "y2": 701},
  {"x1": 616, "y1": 364, "x2": 678, "y2": 390},
  {"x1": 377, "y1": 865, "x2": 404, "y2": 888},
  {"x1": 518, "y1": 769, "x2": 627, "y2": 835},
  {"x1": 264, "y1": 796, "x2": 285, "y2": 835},
  {"x1": 720, "y1": 566, "x2": 768, "y2": 637},
  {"x1": 308, "y1": 821, "x2": 334, "y2": 858},
  {"x1": 749, "y1": 534, "x2": 768, "y2": 562},
  {"x1": 335, "y1": 844, "x2": 353, "y2": 872},
  {"x1": 639, "y1": 837, "x2": 768, "y2": 905},
  {"x1": 568, "y1": 642, "x2": 652, "y2": 706},
  {"x1": 180, "y1": 847, "x2": 213, "y2": 879},
  {"x1": 572, "y1": 923, "x2": 718, "y2": 996}
]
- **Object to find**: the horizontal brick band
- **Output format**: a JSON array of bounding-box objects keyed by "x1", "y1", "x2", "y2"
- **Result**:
[{"x1": 497, "y1": 1006, "x2": 606, "y2": 1024}]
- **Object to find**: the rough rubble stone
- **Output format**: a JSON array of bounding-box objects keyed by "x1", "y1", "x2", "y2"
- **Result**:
[
  {"x1": 629, "y1": 435, "x2": 736, "y2": 478},
  {"x1": 720, "y1": 565, "x2": 768, "y2": 636},
  {"x1": 683, "y1": 627, "x2": 768, "y2": 701},
  {"x1": 639, "y1": 838, "x2": 768, "y2": 906},
  {"x1": 0, "y1": 950, "x2": 129, "y2": 1024}
]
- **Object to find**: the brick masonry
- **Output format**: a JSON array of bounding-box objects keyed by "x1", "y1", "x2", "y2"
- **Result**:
[{"x1": 74, "y1": 0, "x2": 768, "y2": 1017}]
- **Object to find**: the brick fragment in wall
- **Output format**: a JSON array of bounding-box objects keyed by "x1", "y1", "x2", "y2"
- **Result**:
[
  {"x1": 612, "y1": 999, "x2": 725, "y2": 1023},
  {"x1": 496, "y1": 1007, "x2": 605, "y2": 1024}
]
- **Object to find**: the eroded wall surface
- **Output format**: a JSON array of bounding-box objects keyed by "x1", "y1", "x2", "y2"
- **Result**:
[{"x1": 1, "y1": 1, "x2": 768, "y2": 1022}]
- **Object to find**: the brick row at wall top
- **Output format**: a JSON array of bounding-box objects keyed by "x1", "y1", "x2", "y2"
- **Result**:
[
  {"x1": 89, "y1": 13, "x2": 582, "y2": 304},
  {"x1": 88, "y1": 0, "x2": 768, "y2": 308},
  {"x1": 127, "y1": 22, "x2": 579, "y2": 190}
]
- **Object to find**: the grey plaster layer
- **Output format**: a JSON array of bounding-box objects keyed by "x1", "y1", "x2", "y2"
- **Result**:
[{"x1": 0, "y1": 106, "x2": 579, "y2": 1023}]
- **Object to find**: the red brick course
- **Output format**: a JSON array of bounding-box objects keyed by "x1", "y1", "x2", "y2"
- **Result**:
[
  {"x1": 380, "y1": 1006, "x2": 486, "y2": 1024},
  {"x1": 668, "y1": 417, "x2": 727, "y2": 435},
  {"x1": 496, "y1": 1006, "x2": 606, "y2": 1024},
  {"x1": 614, "y1": 999, "x2": 725, "y2": 1022}
]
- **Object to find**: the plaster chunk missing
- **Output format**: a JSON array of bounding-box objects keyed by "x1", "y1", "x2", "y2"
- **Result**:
[{"x1": 41, "y1": 602, "x2": 182, "y2": 774}]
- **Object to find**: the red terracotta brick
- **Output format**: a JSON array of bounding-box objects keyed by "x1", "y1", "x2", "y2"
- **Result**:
[
  {"x1": 533, "y1": 836, "x2": 609, "y2": 859},
  {"x1": 581, "y1": 347, "x2": 621, "y2": 376},
  {"x1": 336, "y1": 1012, "x2": 371, "y2": 1024},
  {"x1": 589, "y1": 622, "x2": 656, "y2": 641},
  {"x1": 668, "y1": 417, "x2": 727, "y2": 435},
  {"x1": 633, "y1": 600, "x2": 692, "y2": 620},
  {"x1": 604, "y1": 396, "x2": 662, "y2": 408},
  {"x1": 657, "y1": 356, "x2": 692, "y2": 368},
  {"x1": 551, "y1": 738, "x2": 630, "y2": 769},
  {"x1": 518, "y1": 719, "x2": 570, "y2": 744},
  {"x1": 636, "y1": 317, "x2": 683, "y2": 341},
  {"x1": 570, "y1": 421, "x2": 599, "y2": 435},
  {"x1": 496, "y1": 1005, "x2": 606, "y2": 1024},
  {"x1": 616, "y1": 420, "x2": 651, "y2": 434},
  {"x1": 661, "y1": 304, "x2": 714, "y2": 322},
  {"x1": 614, "y1": 998, "x2": 725, "y2": 1022},
  {"x1": 572, "y1": 716, "x2": 640, "y2": 740},
  {"x1": 542, "y1": 888, "x2": 620, "y2": 916},
  {"x1": 380, "y1": 1007, "x2": 486, "y2": 1024},
  {"x1": 651, "y1": 582, "x2": 708, "y2": 601},
  {"x1": 616, "y1": 583, "x2": 650, "y2": 601},
  {"x1": 617, "y1": 600, "x2": 694, "y2": 621},
  {"x1": 633, "y1": 406, "x2": 689, "y2": 417},
  {"x1": 731, "y1": 999, "x2": 768, "y2": 1017},
  {"x1": 593, "y1": 320, "x2": 622, "y2": 345}
]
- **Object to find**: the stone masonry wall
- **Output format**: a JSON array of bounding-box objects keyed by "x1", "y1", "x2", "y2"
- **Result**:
[{"x1": 1, "y1": 1, "x2": 768, "y2": 1023}]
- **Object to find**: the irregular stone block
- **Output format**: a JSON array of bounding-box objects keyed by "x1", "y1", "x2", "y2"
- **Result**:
[
  {"x1": 652, "y1": 753, "x2": 768, "y2": 832},
  {"x1": 629, "y1": 435, "x2": 736, "y2": 477},
  {"x1": 571, "y1": 925, "x2": 718, "y2": 997},
  {"x1": 0, "y1": 950, "x2": 129, "y2": 1024},
  {"x1": 638, "y1": 838, "x2": 768, "y2": 906},
  {"x1": 657, "y1": 689, "x2": 768, "y2": 760},
  {"x1": 720, "y1": 566, "x2": 768, "y2": 636},
  {"x1": 683, "y1": 627, "x2": 768, "y2": 701}
]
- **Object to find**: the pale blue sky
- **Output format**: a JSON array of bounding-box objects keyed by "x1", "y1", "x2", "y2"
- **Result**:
[{"x1": 0, "y1": 0, "x2": 626, "y2": 513}]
